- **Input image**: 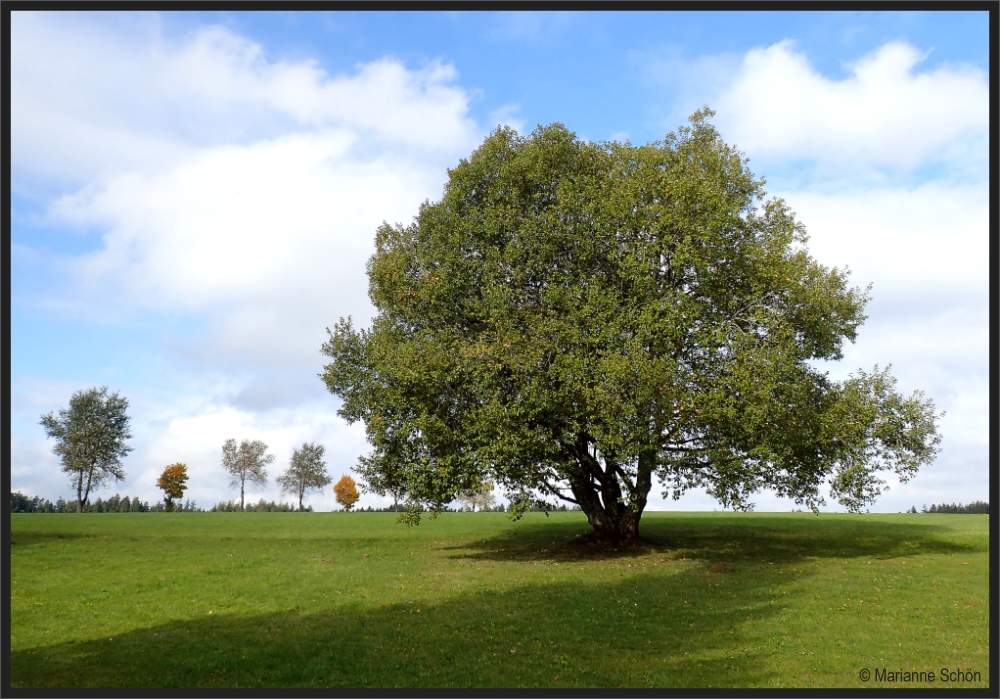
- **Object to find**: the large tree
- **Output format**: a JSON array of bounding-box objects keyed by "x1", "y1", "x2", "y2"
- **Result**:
[
  {"x1": 320, "y1": 109, "x2": 942, "y2": 545},
  {"x1": 276, "y1": 442, "x2": 332, "y2": 510},
  {"x1": 40, "y1": 386, "x2": 133, "y2": 514},
  {"x1": 221, "y1": 439, "x2": 274, "y2": 511}
]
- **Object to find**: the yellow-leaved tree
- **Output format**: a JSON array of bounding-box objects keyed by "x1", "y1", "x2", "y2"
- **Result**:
[
  {"x1": 156, "y1": 463, "x2": 189, "y2": 512},
  {"x1": 333, "y1": 474, "x2": 360, "y2": 511}
]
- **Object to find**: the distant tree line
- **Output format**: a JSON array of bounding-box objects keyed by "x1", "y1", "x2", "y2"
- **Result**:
[
  {"x1": 10, "y1": 491, "x2": 323, "y2": 513},
  {"x1": 9, "y1": 491, "x2": 201, "y2": 513},
  {"x1": 353, "y1": 502, "x2": 582, "y2": 513},
  {"x1": 913, "y1": 501, "x2": 989, "y2": 514},
  {"x1": 12, "y1": 488, "x2": 585, "y2": 514},
  {"x1": 525, "y1": 502, "x2": 581, "y2": 513},
  {"x1": 354, "y1": 504, "x2": 466, "y2": 513},
  {"x1": 358, "y1": 504, "x2": 411, "y2": 512},
  {"x1": 11, "y1": 491, "x2": 70, "y2": 512},
  {"x1": 209, "y1": 499, "x2": 308, "y2": 512}
]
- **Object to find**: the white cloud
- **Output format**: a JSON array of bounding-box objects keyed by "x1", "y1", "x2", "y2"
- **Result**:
[
  {"x1": 778, "y1": 180, "x2": 989, "y2": 512},
  {"x1": 50, "y1": 131, "x2": 370, "y2": 306},
  {"x1": 713, "y1": 40, "x2": 988, "y2": 172},
  {"x1": 12, "y1": 13, "x2": 479, "y2": 193},
  {"x1": 10, "y1": 437, "x2": 62, "y2": 496},
  {"x1": 44, "y1": 129, "x2": 447, "y2": 369},
  {"x1": 776, "y1": 181, "x2": 988, "y2": 299},
  {"x1": 155, "y1": 26, "x2": 476, "y2": 150},
  {"x1": 19, "y1": 10, "x2": 488, "y2": 369}
]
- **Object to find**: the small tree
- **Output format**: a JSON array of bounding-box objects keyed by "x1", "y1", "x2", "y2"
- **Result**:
[
  {"x1": 357, "y1": 458, "x2": 409, "y2": 511},
  {"x1": 393, "y1": 484, "x2": 410, "y2": 510},
  {"x1": 456, "y1": 479, "x2": 497, "y2": 512},
  {"x1": 156, "y1": 463, "x2": 189, "y2": 512},
  {"x1": 40, "y1": 386, "x2": 134, "y2": 514},
  {"x1": 221, "y1": 439, "x2": 274, "y2": 511},
  {"x1": 333, "y1": 475, "x2": 360, "y2": 511},
  {"x1": 276, "y1": 442, "x2": 332, "y2": 510}
]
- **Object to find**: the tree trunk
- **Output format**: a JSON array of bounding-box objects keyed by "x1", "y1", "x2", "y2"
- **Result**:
[
  {"x1": 81, "y1": 467, "x2": 95, "y2": 513},
  {"x1": 574, "y1": 501, "x2": 645, "y2": 545},
  {"x1": 240, "y1": 480, "x2": 245, "y2": 512},
  {"x1": 299, "y1": 491, "x2": 304, "y2": 511},
  {"x1": 76, "y1": 471, "x2": 84, "y2": 514},
  {"x1": 569, "y1": 442, "x2": 655, "y2": 546}
]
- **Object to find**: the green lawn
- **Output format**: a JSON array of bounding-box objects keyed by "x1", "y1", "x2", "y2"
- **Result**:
[{"x1": 8, "y1": 511, "x2": 990, "y2": 689}]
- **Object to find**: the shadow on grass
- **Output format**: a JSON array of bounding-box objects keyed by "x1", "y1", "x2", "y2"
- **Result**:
[
  {"x1": 10, "y1": 531, "x2": 95, "y2": 547},
  {"x1": 441, "y1": 513, "x2": 982, "y2": 565},
  {"x1": 11, "y1": 572, "x2": 779, "y2": 689},
  {"x1": 10, "y1": 515, "x2": 982, "y2": 690}
]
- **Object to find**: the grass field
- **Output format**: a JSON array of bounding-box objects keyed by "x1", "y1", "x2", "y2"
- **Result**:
[{"x1": 8, "y1": 511, "x2": 990, "y2": 689}]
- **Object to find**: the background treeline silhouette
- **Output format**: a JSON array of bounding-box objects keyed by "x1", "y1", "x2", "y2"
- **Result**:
[
  {"x1": 11, "y1": 490, "x2": 587, "y2": 514},
  {"x1": 915, "y1": 501, "x2": 989, "y2": 514},
  {"x1": 16, "y1": 489, "x2": 986, "y2": 515},
  {"x1": 9, "y1": 491, "x2": 199, "y2": 513},
  {"x1": 354, "y1": 502, "x2": 581, "y2": 513},
  {"x1": 210, "y1": 499, "x2": 309, "y2": 512},
  {"x1": 9, "y1": 491, "x2": 307, "y2": 513}
]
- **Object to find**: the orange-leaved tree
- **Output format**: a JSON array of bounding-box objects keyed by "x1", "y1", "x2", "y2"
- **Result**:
[
  {"x1": 333, "y1": 474, "x2": 360, "y2": 511},
  {"x1": 156, "y1": 463, "x2": 189, "y2": 512}
]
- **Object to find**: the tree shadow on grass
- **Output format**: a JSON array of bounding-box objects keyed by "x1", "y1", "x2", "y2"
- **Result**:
[
  {"x1": 10, "y1": 531, "x2": 95, "y2": 547},
  {"x1": 11, "y1": 570, "x2": 786, "y2": 690},
  {"x1": 10, "y1": 515, "x2": 983, "y2": 690},
  {"x1": 439, "y1": 513, "x2": 982, "y2": 565}
]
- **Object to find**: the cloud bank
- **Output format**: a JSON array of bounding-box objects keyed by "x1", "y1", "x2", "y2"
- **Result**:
[
  {"x1": 12, "y1": 13, "x2": 479, "y2": 193},
  {"x1": 714, "y1": 40, "x2": 988, "y2": 173}
]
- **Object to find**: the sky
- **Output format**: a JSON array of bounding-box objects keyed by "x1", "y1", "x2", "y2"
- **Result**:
[{"x1": 8, "y1": 10, "x2": 991, "y2": 513}]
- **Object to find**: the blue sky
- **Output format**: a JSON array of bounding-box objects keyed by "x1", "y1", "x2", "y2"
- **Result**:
[{"x1": 9, "y1": 10, "x2": 990, "y2": 512}]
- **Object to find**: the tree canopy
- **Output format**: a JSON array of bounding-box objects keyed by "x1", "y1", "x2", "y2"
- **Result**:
[
  {"x1": 221, "y1": 439, "x2": 274, "y2": 511},
  {"x1": 40, "y1": 386, "x2": 133, "y2": 514},
  {"x1": 320, "y1": 109, "x2": 942, "y2": 544},
  {"x1": 277, "y1": 442, "x2": 332, "y2": 510}
]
